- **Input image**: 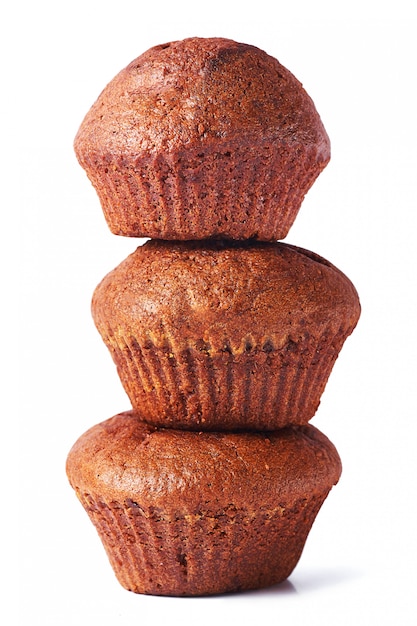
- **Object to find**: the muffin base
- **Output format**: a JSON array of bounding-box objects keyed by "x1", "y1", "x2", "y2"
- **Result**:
[
  {"x1": 77, "y1": 492, "x2": 326, "y2": 596},
  {"x1": 101, "y1": 330, "x2": 348, "y2": 430},
  {"x1": 81, "y1": 142, "x2": 326, "y2": 241}
]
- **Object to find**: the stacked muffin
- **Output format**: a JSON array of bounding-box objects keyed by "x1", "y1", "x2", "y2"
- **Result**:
[{"x1": 66, "y1": 38, "x2": 361, "y2": 596}]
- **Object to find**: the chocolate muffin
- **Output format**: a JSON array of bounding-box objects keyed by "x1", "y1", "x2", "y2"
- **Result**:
[
  {"x1": 91, "y1": 240, "x2": 361, "y2": 430},
  {"x1": 66, "y1": 411, "x2": 342, "y2": 596},
  {"x1": 74, "y1": 37, "x2": 330, "y2": 241}
]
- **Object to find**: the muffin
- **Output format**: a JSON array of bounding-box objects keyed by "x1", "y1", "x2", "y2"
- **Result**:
[
  {"x1": 91, "y1": 240, "x2": 361, "y2": 430},
  {"x1": 66, "y1": 410, "x2": 342, "y2": 596},
  {"x1": 74, "y1": 37, "x2": 330, "y2": 241}
]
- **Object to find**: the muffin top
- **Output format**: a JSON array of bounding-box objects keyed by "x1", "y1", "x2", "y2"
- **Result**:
[
  {"x1": 92, "y1": 240, "x2": 361, "y2": 354},
  {"x1": 74, "y1": 37, "x2": 330, "y2": 158},
  {"x1": 66, "y1": 411, "x2": 342, "y2": 513}
]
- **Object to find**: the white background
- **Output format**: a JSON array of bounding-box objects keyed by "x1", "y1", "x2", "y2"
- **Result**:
[{"x1": 7, "y1": 1, "x2": 417, "y2": 624}]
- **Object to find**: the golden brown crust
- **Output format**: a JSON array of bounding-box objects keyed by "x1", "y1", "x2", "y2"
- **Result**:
[
  {"x1": 91, "y1": 240, "x2": 361, "y2": 429},
  {"x1": 74, "y1": 37, "x2": 330, "y2": 240},
  {"x1": 66, "y1": 411, "x2": 341, "y2": 595},
  {"x1": 66, "y1": 411, "x2": 342, "y2": 508},
  {"x1": 75, "y1": 38, "x2": 329, "y2": 155}
]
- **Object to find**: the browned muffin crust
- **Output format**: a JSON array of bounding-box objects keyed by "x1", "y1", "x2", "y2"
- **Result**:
[
  {"x1": 66, "y1": 411, "x2": 342, "y2": 596},
  {"x1": 74, "y1": 37, "x2": 330, "y2": 240},
  {"x1": 92, "y1": 240, "x2": 360, "y2": 430}
]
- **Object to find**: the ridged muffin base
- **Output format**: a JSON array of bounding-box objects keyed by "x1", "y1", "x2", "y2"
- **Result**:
[
  {"x1": 81, "y1": 144, "x2": 325, "y2": 241},
  {"x1": 75, "y1": 492, "x2": 326, "y2": 596},
  {"x1": 101, "y1": 329, "x2": 349, "y2": 430}
]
